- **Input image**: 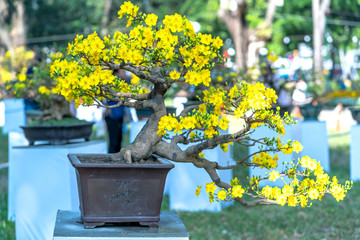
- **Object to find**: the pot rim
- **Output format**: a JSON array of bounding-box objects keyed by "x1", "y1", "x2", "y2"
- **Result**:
[
  {"x1": 68, "y1": 153, "x2": 175, "y2": 169},
  {"x1": 21, "y1": 122, "x2": 94, "y2": 129}
]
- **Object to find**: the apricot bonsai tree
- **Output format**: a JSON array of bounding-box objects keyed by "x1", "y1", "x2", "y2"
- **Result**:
[
  {"x1": 51, "y1": 2, "x2": 351, "y2": 207},
  {"x1": 0, "y1": 48, "x2": 75, "y2": 123}
]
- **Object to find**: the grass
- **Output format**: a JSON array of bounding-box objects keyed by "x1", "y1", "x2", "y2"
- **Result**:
[{"x1": 0, "y1": 128, "x2": 358, "y2": 239}]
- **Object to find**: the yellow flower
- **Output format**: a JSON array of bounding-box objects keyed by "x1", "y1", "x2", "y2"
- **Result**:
[
  {"x1": 205, "y1": 182, "x2": 217, "y2": 194},
  {"x1": 212, "y1": 36, "x2": 223, "y2": 49},
  {"x1": 195, "y1": 185, "x2": 202, "y2": 197},
  {"x1": 282, "y1": 184, "x2": 294, "y2": 197},
  {"x1": 169, "y1": 70, "x2": 181, "y2": 80},
  {"x1": 131, "y1": 74, "x2": 140, "y2": 85},
  {"x1": 292, "y1": 141, "x2": 303, "y2": 153},
  {"x1": 217, "y1": 190, "x2": 227, "y2": 200},
  {"x1": 218, "y1": 116, "x2": 230, "y2": 131},
  {"x1": 276, "y1": 194, "x2": 287, "y2": 206},
  {"x1": 231, "y1": 185, "x2": 245, "y2": 198},
  {"x1": 38, "y1": 86, "x2": 51, "y2": 95},
  {"x1": 298, "y1": 195, "x2": 308, "y2": 207},
  {"x1": 269, "y1": 170, "x2": 280, "y2": 182},
  {"x1": 287, "y1": 195, "x2": 297, "y2": 207},
  {"x1": 308, "y1": 188, "x2": 319, "y2": 200},
  {"x1": 145, "y1": 13, "x2": 158, "y2": 27},
  {"x1": 198, "y1": 104, "x2": 206, "y2": 113},
  {"x1": 17, "y1": 73, "x2": 26, "y2": 82},
  {"x1": 199, "y1": 152, "x2": 205, "y2": 158}
]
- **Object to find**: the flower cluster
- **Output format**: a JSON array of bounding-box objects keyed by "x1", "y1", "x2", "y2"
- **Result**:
[
  {"x1": 51, "y1": 1, "x2": 223, "y2": 107},
  {"x1": 197, "y1": 178, "x2": 246, "y2": 202},
  {"x1": 0, "y1": 46, "x2": 35, "y2": 97},
  {"x1": 196, "y1": 156, "x2": 352, "y2": 207}
]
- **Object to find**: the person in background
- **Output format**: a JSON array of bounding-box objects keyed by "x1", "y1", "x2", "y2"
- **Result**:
[{"x1": 104, "y1": 69, "x2": 127, "y2": 153}]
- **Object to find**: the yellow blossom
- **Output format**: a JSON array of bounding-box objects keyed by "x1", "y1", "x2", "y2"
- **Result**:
[
  {"x1": 205, "y1": 182, "x2": 217, "y2": 194},
  {"x1": 145, "y1": 13, "x2": 158, "y2": 27},
  {"x1": 195, "y1": 185, "x2": 202, "y2": 197},
  {"x1": 232, "y1": 185, "x2": 245, "y2": 198},
  {"x1": 169, "y1": 70, "x2": 181, "y2": 80},
  {"x1": 269, "y1": 170, "x2": 280, "y2": 182},
  {"x1": 217, "y1": 190, "x2": 227, "y2": 200}
]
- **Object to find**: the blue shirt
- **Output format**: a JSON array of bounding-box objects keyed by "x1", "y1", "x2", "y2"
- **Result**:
[{"x1": 107, "y1": 101, "x2": 124, "y2": 120}]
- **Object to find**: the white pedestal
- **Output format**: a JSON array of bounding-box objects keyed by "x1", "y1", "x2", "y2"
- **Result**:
[
  {"x1": 351, "y1": 125, "x2": 360, "y2": 181},
  {"x1": 7, "y1": 131, "x2": 29, "y2": 221},
  {"x1": 249, "y1": 125, "x2": 296, "y2": 188},
  {"x1": 299, "y1": 121, "x2": 330, "y2": 172},
  {"x1": 53, "y1": 211, "x2": 189, "y2": 240},
  {"x1": 0, "y1": 101, "x2": 5, "y2": 127},
  {"x1": 3, "y1": 98, "x2": 26, "y2": 134},
  {"x1": 76, "y1": 105, "x2": 106, "y2": 138},
  {"x1": 129, "y1": 121, "x2": 234, "y2": 211},
  {"x1": 249, "y1": 121, "x2": 329, "y2": 187},
  {"x1": 8, "y1": 140, "x2": 107, "y2": 240}
]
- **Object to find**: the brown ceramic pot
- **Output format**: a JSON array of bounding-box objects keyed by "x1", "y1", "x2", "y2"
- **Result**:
[
  {"x1": 68, "y1": 154, "x2": 174, "y2": 229},
  {"x1": 21, "y1": 122, "x2": 94, "y2": 145}
]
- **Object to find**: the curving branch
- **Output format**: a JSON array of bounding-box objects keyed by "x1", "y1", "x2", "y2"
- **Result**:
[
  {"x1": 101, "y1": 62, "x2": 168, "y2": 85},
  {"x1": 185, "y1": 122, "x2": 251, "y2": 156},
  {"x1": 178, "y1": 104, "x2": 200, "y2": 118},
  {"x1": 91, "y1": 96, "x2": 156, "y2": 110},
  {"x1": 101, "y1": 85, "x2": 150, "y2": 101}
]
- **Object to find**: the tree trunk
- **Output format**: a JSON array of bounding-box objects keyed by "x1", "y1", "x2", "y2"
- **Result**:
[
  {"x1": 11, "y1": 1, "x2": 26, "y2": 47},
  {"x1": 0, "y1": 0, "x2": 13, "y2": 51},
  {"x1": 112, "y1": 95, "x2": 167, "y2": 162},
  {"x1": 219, "y1": 0, "x2": 277, "y2": 71},
  {"x1": 0, "y1": 0, "x2": 26, "y2": 50},
  {"x1": 218, "y1": 0, "x2": 248, "y2": 71},
  {"x1": 101, "y1": 0, "x2": 112, "y2": 36},
  {"x1": 312, "y1": 0, "x2": 330, "y2": 82}
]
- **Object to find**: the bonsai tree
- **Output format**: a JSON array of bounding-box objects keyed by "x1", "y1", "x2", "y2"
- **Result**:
[
  {"x1": 51, "y1": 2, "x2": 351, "y2": 207},
  {"x1": 0, "y1": 48, "x2": 75, "y2": 123}
]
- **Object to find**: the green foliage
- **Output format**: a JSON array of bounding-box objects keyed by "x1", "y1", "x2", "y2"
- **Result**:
[
  {"x1": 25, "y1": 0, "x2": 104, "y2": 42},
  {"x1": 28, "y1": 117, "x2": 88, "y2": 126}
]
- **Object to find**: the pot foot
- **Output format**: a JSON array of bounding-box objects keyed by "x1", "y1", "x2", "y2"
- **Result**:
[
  {"x1": 139, "y1": 221, "x2": 159, "y2": 228},
  {"x1": 83, "y1": 222, "x2": 105, "y2": 229}
]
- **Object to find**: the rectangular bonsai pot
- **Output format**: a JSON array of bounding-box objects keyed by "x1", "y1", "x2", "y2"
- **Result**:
[{"x1": 68, "y1": 154, "x2": 174, "y2": 228}]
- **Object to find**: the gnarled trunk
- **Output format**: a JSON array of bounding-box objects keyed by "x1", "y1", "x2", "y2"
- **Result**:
[{"x1": 112, "y1": 95, "x2": 167, "y2": 162}]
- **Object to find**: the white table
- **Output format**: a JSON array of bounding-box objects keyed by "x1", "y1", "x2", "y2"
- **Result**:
[
  {"x1": 299, "y1": 121, "x2": 330, "y2": 172},
  {"x1": 53, "y1": 211, "x2": 189, "y2": 240},
  {"x1": 249, "y1": 121, "x2": 329, "y2": 187},
  {"x1": 3, "y1": 98, "x2": 26, "y2": 134},
  {"x1": 351, "y1": 125, "x2": 360, "y2": 181},
  {"x1": 8, "y1": 140, "x2": 107, "y2": 240}
]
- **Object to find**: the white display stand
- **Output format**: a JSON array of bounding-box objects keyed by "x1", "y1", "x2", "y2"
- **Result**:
[
  {"x1": 76, "y1": 105, "x2": 106, "y2": 138},
  {"x1": 168, "y1": 147, "x2": 234, "y2": 212},
  {"x1": 299, "y1": 121, "x2": 330, "y2": 172},
  {"x1": 53, "y1": 211, "x2": 189, "y2": 240},
  {"x1": 0, "y1": 101, "x2": 5, "y2": 127},
  {"x1": 249, "y1": 121, "x2": 329, "y2": 187},
  {"x1": 249, "y1": 125, "x2": 296, "y2": 188},
  {"x1": 8, "y1": 140, "x2": 107, "y2": 240},
  {"x1": 129, "y1": 120, "x2": 234, "y2": 212},
  {"x1": 3, "y1": 98, "x2": 26, "y2": 134},
  {"x1": 350, "y1": 125, "x2": 360, "y2": 181},
  {"x1": 7, "y1": 132, "x2": 29, "y2": 221}
]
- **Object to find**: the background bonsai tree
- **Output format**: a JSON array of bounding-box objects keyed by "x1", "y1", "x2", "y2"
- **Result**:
[
  {"x1": 51, "y1": 2, "x2": 351, "y2": 207},
  {"x1": 0, "y1": 48, "x2": 75, "y2": 123}
]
